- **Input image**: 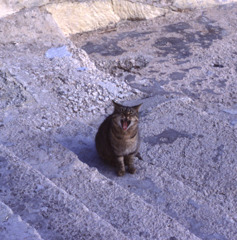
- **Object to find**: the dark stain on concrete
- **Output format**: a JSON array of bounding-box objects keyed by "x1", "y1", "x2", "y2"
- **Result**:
[
  {"x1": 169, "y1": 72, "x2": 186, "y2": 81},
  {"x1": 153, "y1": 19, "x2": 224, "y2": 59},
  {"x1": 176, "y1": 60, "x2": 190, "y2": 65},
  {"x1": 125, "y1": 74, "x2": 136, "y2": 82},
  {"x1": 0, "y1": 156, "x2": 8, "y2": 168},
  {"x1": 148, "y1": 70, "x2": 159, "y2": 73},
  {"x1": 81, "y1": 31, "x2": 153, "y2": 56},
  {"x1": 153, "y1": 36, "x2": 192, "y2": 59},
  {"x1": 203, "y1": 88, "x2": 219, "y2": 95},
  {"x1": 213, "y1": 63, "x2": 224, "y2": 68},
  {"x1": 217, "y1": 79, "x2": 227, "y2": 88},
  {"x1": 118, "y1": 31, "x2": 153, "y2": 39},
  {"x1": 81, "y1": 41, "x2": 126, "y2": 56},
  {"x1": 145, "y1": 128, "x2": 194, "y2": 146},
  {"x1": 190, "y1": 79, "x2": 204, "y2": 87},
  {"x1": 164, "y1": 22, "x2": 192, "y2": 33},
  {"x1": 169, "y1": 237, "x2": 178, "y2": 240},
  {"x1": 212, "y1": 145, "x2": 224, "y2": 162},
  {"x1": 182, "y1": 66, "x2": 202, "y2": 72},
  {"x1": 181, "y1": 88, "x2": 200, "y2": 100}
]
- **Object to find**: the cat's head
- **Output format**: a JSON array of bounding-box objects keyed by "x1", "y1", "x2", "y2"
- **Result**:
[{"x1": 112, "y1": 100, "x2": 142, "y2": 131}]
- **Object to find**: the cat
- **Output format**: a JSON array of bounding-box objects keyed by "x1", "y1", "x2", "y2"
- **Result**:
[{"x1": 95, "y1": 100, "x2": 142, "y2": 176}]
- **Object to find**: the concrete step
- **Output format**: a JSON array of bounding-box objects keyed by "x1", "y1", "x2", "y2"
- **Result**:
[
  {"x1": 52, "y1": 162, "x2": 200, "y2": 240},
  {"x1": 55, "y1": 97, "x2": 237, "y2": 240},
  {"x1": 102, "y1": 152, "x2": 237, "y2": 240},
  {"x1": 1, "y1": 3, "x2": 236, "y2": 240},
  {"x1": 0, "y1": 145, "x2": 129, "y2": 240},
  {"x1": 140, "y1": 98, "x2": 237, "y2": 237},
  {"x1": 140, "y1": 97, "x2": 237, "y2": 218},
  {"x1": 0, "y1": 121, "x2": 199, "y2": 240},
  {"x1": 0, "y1": 200, "x2": 44, "y2": 240}
]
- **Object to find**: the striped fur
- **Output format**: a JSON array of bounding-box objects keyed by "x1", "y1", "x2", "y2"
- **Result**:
[{"x1": 95, "y1": 101, "x2": 142, "y2": 176}]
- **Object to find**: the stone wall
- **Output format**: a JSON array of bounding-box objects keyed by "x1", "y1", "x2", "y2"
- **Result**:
[
  {"x1": 1, "y1": 0, "x2": 237, "y2": 34},
  {"x1": 45, "y1": 0, "x2": 168, "y2": 35}
]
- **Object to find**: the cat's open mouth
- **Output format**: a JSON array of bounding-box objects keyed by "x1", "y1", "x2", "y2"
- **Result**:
[{"x1": 121, "y1": 119, "x2": 131, "y2": 130}]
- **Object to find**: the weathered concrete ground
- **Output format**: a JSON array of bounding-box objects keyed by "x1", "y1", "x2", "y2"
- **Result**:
[
  {"x1": 72, "y1": 3, "x2": 237, "y2": 124},
  {"x1": 0, "y1": 2, "x2": 237, "y2": 240}
]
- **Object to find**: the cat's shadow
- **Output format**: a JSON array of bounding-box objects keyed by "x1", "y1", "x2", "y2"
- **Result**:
[{"x1": 55, "y1": 128, "x2": 115, "y2": 177}]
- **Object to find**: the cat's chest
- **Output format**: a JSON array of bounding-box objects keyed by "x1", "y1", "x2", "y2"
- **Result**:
[{"x1": 111, "y1": 134, "x2": 139, "y2": 155}]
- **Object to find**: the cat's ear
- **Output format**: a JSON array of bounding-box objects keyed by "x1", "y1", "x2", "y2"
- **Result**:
[
  {"x1": 132, "y1": 103, "x2": 142, "y2": 112},
  {"x1": 112, "y1": 100, "x2": 122, "y2": 112}
]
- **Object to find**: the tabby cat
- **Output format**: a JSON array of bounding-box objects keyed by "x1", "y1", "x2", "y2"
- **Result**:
[{"x1": 95, "y1": 100, "x2": 142, "y2": 176}]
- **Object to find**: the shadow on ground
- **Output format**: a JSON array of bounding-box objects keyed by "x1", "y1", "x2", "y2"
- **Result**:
[{"x1": 54, "y1": 121, "x2": 116, "y2": 176}]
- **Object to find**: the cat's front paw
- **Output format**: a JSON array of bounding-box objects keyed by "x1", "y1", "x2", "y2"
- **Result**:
[
  {"x1": 117, "y1": 169, "x2": 125, "y2": 177},
  {"x1": 128, "y1": 166, "x2": 136, "y2": 174}
]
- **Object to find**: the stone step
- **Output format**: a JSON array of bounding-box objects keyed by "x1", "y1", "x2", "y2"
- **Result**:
[
  {"x1": 140, "y1": 98, "x2": 237, "y2": 237},
  {"x1": 101, "y1": 152, "x2": 237, "y2": 240},
  {"x1": 0, "y1": 200, "x2": 44, "y2": 240},
  {"x1": 0, "y1": 145, "x2": 129, "y2": 240},
  {"x1": 55, "y1": 97, "x2": 237, "y2": 240},
  {"x1": 52, "y1": 160, "x2": 200, "y2": 240},
  {"x1": 0, "y1": 119, "x2": 199, "y2": 239},
  {"x1": 140, "y1": 97, "x2": 237, "y2": 219}
]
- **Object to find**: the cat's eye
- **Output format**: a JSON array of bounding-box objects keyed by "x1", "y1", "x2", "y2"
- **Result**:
[
  {"x1": 121, "y1": 107, "x2": 126, "y2": 113},
  {"x1": 128, "y1": 109, "x2": 135, "y2": 115}
]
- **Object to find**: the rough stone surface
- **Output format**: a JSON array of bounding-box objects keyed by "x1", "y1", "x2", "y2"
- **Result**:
[
  {"x1": 0, "y1": 1, "x2": 237, "y2": 240},
  {"x1": 0, "y1": 7, "x2": 141, "y2": 131},
  {"x1": 46, "y1": 0, "x2": 167, "y2": 35},
  {"x1": 2, "y1": 0, "x2": 237, "y2": 31},
  {"x1": 0, "y1": 109, "x2": 199, "y2": 240},
  {"x1": 54, "y1": 98, "x2": 237, "y2": 240},
  {"x1": 0, "y1": 145, "x2": 129, "y2": 240},
  {"x1": 0, "y1": 200, "x2": 43, "y2": 240},
  {"x1": 74, "y1": 3, "x2": 237, "y2": 125}
]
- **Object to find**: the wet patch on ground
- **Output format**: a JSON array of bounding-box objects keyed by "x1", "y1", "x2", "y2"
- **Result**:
[
  {"x1": 181, "y1": 88, "x2": 200, "y2": 100},
  {"x1": 169, "y1": 72, "x2": 186, "y2": 81},
  {"x1": 145, "y1": 128, "x2": 194, "y2": 146},
  {"x1": 81, "y1": 40, "x2": 126, "y2": 56},
  {"x1": 153, "y1": 19, "x2": 224, "y2": 59},
  {"x1": 81, "y1": 30, "x2": 153, "y2": 57},
  {"x1": 81, "y1": 17, "x2": 225, "y2": 59},
  {"x1": 153, "y1": 36, "x2": 192, "y2": 59},
  {"x1": 212, "y1": 145, "x2": 224, "y2": 163}
]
